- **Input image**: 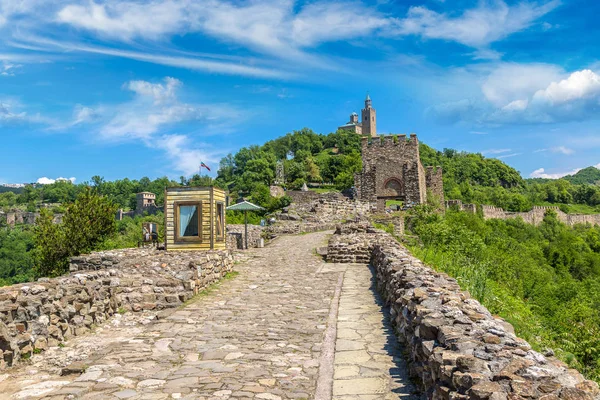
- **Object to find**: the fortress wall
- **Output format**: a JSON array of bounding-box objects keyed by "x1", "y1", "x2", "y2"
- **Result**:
[
  {"x1": 327, "y1": 224, "x2": 600, "y2": 399},
  {"x1": 447, "y1": 201, "x2": 600, "y2": 227},
  {"x1": 1, "y1": 211, "x2": 63, "y2": 227},
  {"x1": 425, "y1": 166, "x2": 444, "y2": 203},
  {"x1": 0, "y1": 248, "x2": 233, "y2": 370}
]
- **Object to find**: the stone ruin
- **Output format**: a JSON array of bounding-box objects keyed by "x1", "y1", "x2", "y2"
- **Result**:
[
  {"x1": 354, "y1": 134, "x2": 444, "y2": 212},
  {"x1": 447, "y1": 200, "x2": 600, "y2": 227},
  {"x1": 0, "y1": 247, "x2": 233, "y2": 369}
]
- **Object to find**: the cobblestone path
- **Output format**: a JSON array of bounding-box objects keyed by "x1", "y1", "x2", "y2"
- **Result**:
[
  {"x1": 332, "y1": 264, "x2": 416, "y2": 399},
  {"x1": 1, "y1": 232, "x2": 416, "y2": 400}
]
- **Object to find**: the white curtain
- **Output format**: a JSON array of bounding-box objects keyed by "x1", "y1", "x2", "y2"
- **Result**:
[{"x1": 179, "y1": 205, "x2": 196, "y2": 237}]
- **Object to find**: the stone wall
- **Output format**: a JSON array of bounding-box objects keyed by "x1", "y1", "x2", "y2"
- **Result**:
[
  {"x1": 371, "y1": 214, "x2": 405, "y2": 235},
  {"x1": 426, "y1": 166, "x2": 445, "y2": 202},
  {"x1": 446, "y1": 200, "x2": 600, "y2": 227},
  {"x1": 226, "y1": 224, "x2": 264, "y2": 250},
  {"x1": 1, "y1": 211, "x2": 63, "y2": 227},
  {"x1": 286, "y1": 190, "x2": 324, "y2": 204},
  {"x1": 326, "y1": 223, "x2": 388, "y2": 263},
  {"x1": 0, "y1": 248, "x2": 233, "y2": 370},
  {"x1": 281, "y1": 192, "x2": 375, "y2": 224},
  {"x1": 328, "y1": 225, "x2": 600, "y2": 399}
]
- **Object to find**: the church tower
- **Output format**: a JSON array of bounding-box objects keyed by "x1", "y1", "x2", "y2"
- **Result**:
[{"x1": 361, "y1": 93, "x2": 376, "y2": 137}]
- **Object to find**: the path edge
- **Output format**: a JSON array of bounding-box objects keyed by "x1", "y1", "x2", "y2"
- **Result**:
[{"x1": 314, "y1": 271, "x2": 344, "y2": 400}]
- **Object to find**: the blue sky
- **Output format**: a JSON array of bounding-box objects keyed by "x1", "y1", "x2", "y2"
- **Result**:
[{"x1": 1, "y1": 0, "x2": 600, "y2": 184}]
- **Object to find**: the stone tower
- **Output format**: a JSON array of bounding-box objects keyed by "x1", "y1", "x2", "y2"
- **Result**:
[
  {"x1": 361, "y1": 94, "x2": 376, "y2": 137},
  {"x1": 136, "y1": 192, "x2": 156, "y2": 211}
]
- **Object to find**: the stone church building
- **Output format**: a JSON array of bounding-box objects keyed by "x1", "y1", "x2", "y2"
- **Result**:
[
  {"x1": 354, "y1": 134, "x2": 444, "y2": 212},
  {"x1": 338, "y1": 94, "x2": 377, "y2": 136}
]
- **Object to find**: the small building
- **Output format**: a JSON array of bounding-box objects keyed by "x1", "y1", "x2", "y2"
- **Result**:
[{"x1": 164, "y1": 187, "x2": 227, "y2": 251}]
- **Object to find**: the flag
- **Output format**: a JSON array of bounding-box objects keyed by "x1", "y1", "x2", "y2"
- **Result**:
[{"x1": 200, "y1": 162, "x2": 211, "y2": 172}]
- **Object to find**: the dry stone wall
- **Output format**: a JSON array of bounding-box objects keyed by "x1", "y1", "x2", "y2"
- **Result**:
[
  {"x1": 278, "y1": 192, "x2": 375, "y2": 224},
  {"x1": 447, "y1": 200, "x2": 600, "y2": 227},
  {"x1": 0, "y1": 248, "x2": 233, "y2": 370},
  {"x1": 328, "y1": 224, "x2": 600, "y2": 399},
  {"x1": 226, "y1": 224, "x2": 265, "y2": 250}
]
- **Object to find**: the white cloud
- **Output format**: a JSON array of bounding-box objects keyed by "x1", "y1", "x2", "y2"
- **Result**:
[
  {"x1": 72, "y1": 105, "x2": 97, "y2": 125},
  {"x1": 125, "y1": 77, "x2": 180, "y2": 104},
  {"x1": 152, "y1": 134, "x2": 224, "y2": 176},
  {"x1": 100, "y1": 77, "x2": 239, "y2": 141},
  {"x1": 501, "y1": 99, "x2": 529, "y2": 111},
  {"x1": 430, "y1": 65, "x2": 600, "y2": 126},
  {"x1": 0, "y1": 101, "x2": 27, "y2": 122},
  {"x1": 551, "y1": 146, "x2": 575, "y2": 155},
  {"x1": 481, "y1": 148, "x2": 512, "y2": 155},
  {"x1": 529, "y1": 167, "x2": 582, "y2": 179},
  {"x1": 89, "y1": 77, "x2": 238, "y2": 174},
  {"x1": 497, "y1": 152, "x2": 522, "y2": 159},
  {"x1": 54, "y1": 0, "x2": 387, "y2": 63},
  {"x1": 0, "y1": 61, "x2": 20, "y2": 76},
  {"x1": 532, "y1": 69, "x2": 600, "y2": 104},
  {"x1": 57, "y1": 1, "x2": 188, "y2": 40},
  {"x1": 482, "y1": 63, "x2": 563, "y2": 107},
  {"x1": 11, "y1": 34, "x2": 291, "y2": 79},
  {"x1": 390, "y1": 0, "x2": 559, "y2": 48},
  {"x1": 36, "y1": 176, "x2": 76, "y2": 184}
]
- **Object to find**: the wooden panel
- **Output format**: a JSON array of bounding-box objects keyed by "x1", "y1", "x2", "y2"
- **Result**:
[{"x1": 164, "y1": 187, "x2": 228, "y2": 252}]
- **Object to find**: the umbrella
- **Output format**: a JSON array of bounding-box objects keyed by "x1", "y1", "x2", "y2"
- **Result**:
[{"x1": 226, "y1": 201, "x2": 264, "y2": 249}]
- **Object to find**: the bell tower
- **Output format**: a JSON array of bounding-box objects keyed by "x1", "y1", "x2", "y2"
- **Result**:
[{"x1": 361, "y1": 93, "x2": 376, "y2": 137}]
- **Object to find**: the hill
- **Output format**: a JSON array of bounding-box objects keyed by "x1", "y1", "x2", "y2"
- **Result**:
[
  {"x1": 564, "y1": 166, "x2": 600, "y2": 185},
  {"x1": 1, "y1": 129, "x2": 599, "y2": 215}
]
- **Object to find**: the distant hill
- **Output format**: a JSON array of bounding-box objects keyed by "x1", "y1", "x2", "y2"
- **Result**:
[{"x1": 563, "y1": 166, "x2": 600, "y2": 185}]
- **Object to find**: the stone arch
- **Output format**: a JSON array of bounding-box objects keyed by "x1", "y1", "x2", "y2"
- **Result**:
[{"x1": 382, "y1": 177, "x2": 404, "y2": 197}]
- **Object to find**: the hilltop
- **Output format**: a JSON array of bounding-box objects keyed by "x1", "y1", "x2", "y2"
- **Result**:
[
  {"x1": 2, "y1": 128, "x2": 599, "y2": 216},
  {"x1": 564, "y1": 166, "x2": 600, "y2": 185}
]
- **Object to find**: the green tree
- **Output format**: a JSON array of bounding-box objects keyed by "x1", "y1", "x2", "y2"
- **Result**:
[{"x1": 33, "y1": 188, "x2": 117, "y2": 278}]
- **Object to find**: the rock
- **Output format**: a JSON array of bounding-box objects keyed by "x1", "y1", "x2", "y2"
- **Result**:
[
  {"x1": 468, "y1": 381, "x2": 504, "y2": 400},
  {"x1": 34, "y1": 337, "x2": 48, "y2": 351},
  {"x1": 559, "y1": 387, "x2": 594, "y2": 400}
]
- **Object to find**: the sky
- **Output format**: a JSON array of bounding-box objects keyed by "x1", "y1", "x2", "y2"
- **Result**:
[{"x1": 1, "y1": 0, "x2": 600, "y2": 184}]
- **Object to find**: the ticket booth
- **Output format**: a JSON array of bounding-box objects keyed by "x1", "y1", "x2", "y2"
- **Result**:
[{"x1": 164, "y1": 186, "x2": 226, "y2": 251}]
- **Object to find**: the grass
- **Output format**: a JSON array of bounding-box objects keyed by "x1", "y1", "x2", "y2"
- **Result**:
[
  {"x1": 385, "y1": 200, "x2": 404, "y2": 207},
  {"x1": 537, "y1": 202, "x2": 600, "y2": 215},
  {"x1": 117, "y1": 307, "x2": 126, "y2": 315}
]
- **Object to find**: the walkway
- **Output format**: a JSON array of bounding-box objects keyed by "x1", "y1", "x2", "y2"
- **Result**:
[{"x1": 0, "y1": 232, "x2": 417, "y2": 400}]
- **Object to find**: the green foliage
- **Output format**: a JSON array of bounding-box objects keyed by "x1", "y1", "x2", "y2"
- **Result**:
[
  {"x1": 419, "y1": 143, "x2": 600, "y2": 212},
  {"x1": 98, "y1": 213, "x2": 165, "y2": 250},
  {"x1": 226, "y1": 210, "x2": 262, "y2": 225},
  {"x1": 33, "y1": 188, "x2": 117, "y2": 278},
  {"x1": 408, "y1": 206, "x2": 600, "y2": 382},
  {"x1": 215, "y1": 129, "x2": 362, "y2": 196},
  {"x1": 0, "y1": 227, "x2": 35, "y2": 286},
  {"x1": 563, "y1": 166, "x2": 600, "y2": 185}
]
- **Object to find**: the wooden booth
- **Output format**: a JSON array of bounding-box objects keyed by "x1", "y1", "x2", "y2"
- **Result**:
[{"x1": 164, "y1": 187, "x2": 227, "y2": 251}]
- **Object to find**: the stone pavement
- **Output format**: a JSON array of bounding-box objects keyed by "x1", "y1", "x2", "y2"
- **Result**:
[
  {"x1": 332, "y1": 264, "x2": 416, "y2": 399},
  {"x1": 0, "y1": 232, "x2": 417, "y2": 400}
]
